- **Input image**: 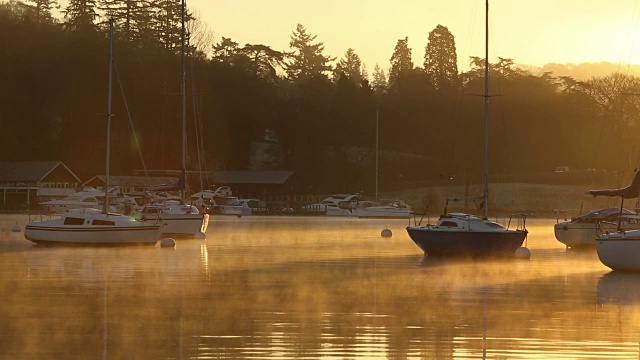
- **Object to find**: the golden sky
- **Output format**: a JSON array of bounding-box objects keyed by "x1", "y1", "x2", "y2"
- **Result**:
[
  {"x1": 53, "y1": 0, "x2": 640, "y2": 72},
  {"x1": 188, "y1": 0, "x2": 640, "y2": 72}
]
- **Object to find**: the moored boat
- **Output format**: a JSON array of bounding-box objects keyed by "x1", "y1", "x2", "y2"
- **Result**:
[
  {"x1": 405, "y1": 0, "x2": 528, "y2": 257},
  {"x1": 555, "y1": 208, "x2": 640, "y2": 248},
  {"x1": 24, "y1": 21, "x2": 162, "y2": 246},
  {"x1": 596, "y1": 231, "x2": 640, "y2": 271},
  {"x1": 140, "y1": 200, "x2": 208, "y2": 239},
  {"x1": 589, "y1": 172, "x2": 640, "y2": 271},
  {"x1": 407, "y1": 213, "x2": 527, "y2": 257},
  {"x1": 357, "y1": 199, "x2": 412, "y2": 219},
  {"x1": 25, "y1": 208, "x2": 162, "y2": 245}
]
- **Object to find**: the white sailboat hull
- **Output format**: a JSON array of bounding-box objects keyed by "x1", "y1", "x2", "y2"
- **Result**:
[
  {"x1": 149, "y1": 213, "x2": 209, "y2": 239},
  {"x1": 597, "y1": 231, "x2": 640, "y2": 271},
  {"x1": 24, "y1": 209, "x2": 162, "y2": 245},
  {"x1": 554, "y1": 222, "x2": 628, "y2": 247}
]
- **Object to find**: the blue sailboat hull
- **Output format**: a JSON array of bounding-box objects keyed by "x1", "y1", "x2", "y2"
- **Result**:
[{"x1": 406, "y1": 227, "x2": 527, "y2": 257}]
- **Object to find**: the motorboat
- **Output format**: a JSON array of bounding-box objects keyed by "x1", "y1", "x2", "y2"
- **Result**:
[
  {"x1": 39, "y1": 189, "x2": 102, "y2": 213},
  {"x1": 238, "y1": 198, "x2": 268, "y2": 215},
  {"x1": 303, "y1": 193, "x2": 360, "y2": 216},
  {"x1": 554, "y1": 208, "x2": 640, "y2": 248},
  {"x1": 190, "y1": 186, "x2": 244, "y2": 216},
  {"x1": 25, "y1": 208, "x2": 162, "y2": 245},
  {"x1": 405, "y1": 1, "x2": 528, "y2": 257},
  {"x1": 24, "y1": 21, "x2": 162, "y2": 246},
  {"x1": 357, "y1": 199, "x2": 412, "y2": 219},
  {"x1": 140, "y1": 200, "x2": 208, "y2": 239},
  {"x1": 40, "y1": 188, "x2": 141, "y2": 215},
  {"x1": 591, "y1": 172, "x2": 640, "y2": 271}
]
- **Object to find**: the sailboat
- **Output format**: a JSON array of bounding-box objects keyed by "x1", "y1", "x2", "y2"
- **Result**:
[
  {"x1": 139, "y1": 0, "x2": 209, "y2": 239},
  {"x1": 24, "y1": 20, "x2": 163, "y2": 245},
  {"x1": 405, "y1": 0, "x2": 528, "y2": 257},
  {"x1": 592, "y1": 172, "x2": 640, "y2": 271}
]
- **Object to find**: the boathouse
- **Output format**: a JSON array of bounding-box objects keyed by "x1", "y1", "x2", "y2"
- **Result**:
[{"x1": 0, "y1": 161, "x2": 81, "y2": 210}]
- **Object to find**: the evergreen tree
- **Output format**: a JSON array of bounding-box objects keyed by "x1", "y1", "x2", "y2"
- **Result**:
[
  {"x1": 132, "y1": 0, "x2": 156, "y2": 46},
  {"x1": 63, "y1": 0, "x2": 99, "y2": 32},
  {"x1": 212, "y1": 37, "x2": 241, "y2": 64},
  {"x1": 496, "y1": 57, "x2": 517, "y2": 79},
  {"x1": 241, "y1": 44, "x2": 285, "y2": 80},
  {"x1": 334, "y1": 48, "x2": 363, "y2": 85},
  {"x1": 98, "y1": 0, "x2": 142, "y2": 42},
  {"x1": 423, "y1": 24, "x2": 458, "y2": 90},
  {"x1": 154, "y1": 0, "x2": 192, "y2": 51},
  {"x1": 285, "y1": 23, "x2": 334, "y2": 81},
  {"x1": 388, "y1": 37, "x2": 413, "y2": 89},
  {"x1": 371, "y1": 64, "x2": 388, "y2": 95},
  {"x1": 24, "y1": 0, "x2": 58, "y2": 23}
]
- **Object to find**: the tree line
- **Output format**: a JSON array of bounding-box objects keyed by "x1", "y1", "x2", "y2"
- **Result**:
[{"x1": 1, "y1": 0, "x2": 640, "y2": 195}]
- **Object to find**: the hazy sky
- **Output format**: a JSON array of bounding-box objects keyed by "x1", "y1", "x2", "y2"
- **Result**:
[
  {"x1": 185, "y1": 0, "x2": 640, "y2": 72},
  {"x1": 54, "y1": 0, "x2": 640, "y2": 72}
]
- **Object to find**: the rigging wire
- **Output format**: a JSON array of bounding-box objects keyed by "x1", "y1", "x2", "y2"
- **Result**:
[
  {"x1": 187, "y1": 32, "x2": 209, "y2": 191},
  {"x1": 113, "y1": 61, "x2": 148, "y2": 177},
  {"x1": 487, "y1": 9, "x2": 515, "y2": 181}
]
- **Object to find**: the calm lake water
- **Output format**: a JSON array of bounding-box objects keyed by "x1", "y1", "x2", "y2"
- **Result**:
[{"x1": 1, "y1": 214, "x2": 639, "y2": 359}]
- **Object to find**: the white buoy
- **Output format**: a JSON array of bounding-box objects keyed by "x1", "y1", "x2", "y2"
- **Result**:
[
  {"x1": 160, "y1": 238, "x2": 176, "y2": 248},
  {"x1": 515, "y1": 247, "x2": 531, "y2": 259},
  {"x1": 381, "y1": 228, "x2": 393, "y2": 238},
  {"x1": 11, "y1": 223, "x2": 21, "y2": 232}
]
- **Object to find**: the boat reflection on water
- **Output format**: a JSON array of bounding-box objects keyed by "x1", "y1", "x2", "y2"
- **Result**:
[{"x1": 597, "y1": 271, "x2": 640, "y2": 305}]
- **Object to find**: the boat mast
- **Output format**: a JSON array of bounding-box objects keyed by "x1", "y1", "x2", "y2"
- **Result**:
[
  {"x1": 375, "y1": 109, "x2": 379, "y2": 203},
  {"x1": 103, "y1": 19, "x2": 114, "y2": 215},
  {"x1": 483, "y1": 0, "x2": 489, "y2": 220},
  {"x1": 181, "y1": 0, "x2": 187, "y2": 202}
]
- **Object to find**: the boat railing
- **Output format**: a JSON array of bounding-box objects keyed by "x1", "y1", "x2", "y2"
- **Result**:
[
  {"x1": 554, "y1": 209, "x2": 569, "y2": 224},
  {"x1": 596, "y1": 220, "x2": 621, "y2": 236},
  {"x1": 507, "y1": 213, "x2": 530, "y2": 231},
  {"x1": 411, "y1": 206, "x2": 432, "y2": 227},
  {"x1": 28, "y1": 212, "x2": 55, "y2": 223}
]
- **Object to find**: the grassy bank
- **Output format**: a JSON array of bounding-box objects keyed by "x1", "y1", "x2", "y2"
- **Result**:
[{"x1": 387, "y1": 182, "x2": 631, "y2": 219}]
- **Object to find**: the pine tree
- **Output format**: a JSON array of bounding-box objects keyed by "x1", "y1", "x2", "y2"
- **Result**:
[
  {"x1": 334, "y1": 48, "x2": 363, "y2": 85},
  {"x1": 388, "y1": 37, "x2": 413, "y2": 89},
  {"x1": 98, "y1": 0, "x2": 140, "y2": 42},
  {"x1": 64, "y1": 0, "x2": 99, "y2": 32},
  {"x1": 154, "y1": 0, "x2": 190, "y2": 51},
  {"x1": 24, "y1": 0, "x2": 58, "y2": 23},
  {"x1": 423, "y1": 24, "x2": 458, "y2": 90},
  {"x1": 285, "y1": 23, "x2": 334, "y2": 81},
  {"x1": 371, "y1": 64, "x2": 388, "y2": 95},
  {"x1": 241, "y1": 44, "x2": 285, "y2": 80},
  {"x1": 212, "y1": 37, "x2": 241, "y2": 64}
]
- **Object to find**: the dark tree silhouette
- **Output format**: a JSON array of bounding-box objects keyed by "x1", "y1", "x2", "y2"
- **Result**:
[
  {"x1": 423, "y1": 24, "x2": 458, "y2": 90},
  {"x1": 285, "y1": 23, "x2": 334, "y2": 81}
]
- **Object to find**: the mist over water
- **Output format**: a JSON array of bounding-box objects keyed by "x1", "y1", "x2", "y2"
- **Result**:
[{"x1": 1, "y1": 215, "x2": 639, "y2": 359}]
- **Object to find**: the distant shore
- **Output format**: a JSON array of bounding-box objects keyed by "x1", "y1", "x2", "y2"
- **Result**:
[{"x1": 388, "y1": 182, "x2": 630, "y2": 219}]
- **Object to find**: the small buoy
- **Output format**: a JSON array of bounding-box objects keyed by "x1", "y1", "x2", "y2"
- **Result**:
[
  {"x1": 160, "y1": 238, "x2": 176, "y2": 248},
  {"x1": 381, "y1": 228, "x2": 393, "y2": 238},
  {"x1": 11, "y1": 223, "x2": 21, "y2": 232},
  {"x1": 515, "y1": 247, "x2": 531, "y2": 259}
]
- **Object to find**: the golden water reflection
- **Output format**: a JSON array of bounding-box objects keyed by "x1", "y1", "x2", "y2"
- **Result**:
[{"x1": 0, "y1": 215, "x2": 639, "y2": 358}]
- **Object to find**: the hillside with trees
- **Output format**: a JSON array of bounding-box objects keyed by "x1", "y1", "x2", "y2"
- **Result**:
[{"x1": 1, "y1": 0, "x2": 640, "y2": 194}]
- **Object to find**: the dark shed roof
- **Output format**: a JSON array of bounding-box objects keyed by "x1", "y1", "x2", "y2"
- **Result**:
[
  {"x1": 83, "y1": 175, "x2": 178, "y2": 188},
  {"x1": 0, "y1": 161, "x2": 81, "y2": 183}
]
